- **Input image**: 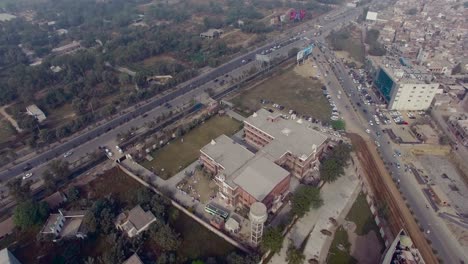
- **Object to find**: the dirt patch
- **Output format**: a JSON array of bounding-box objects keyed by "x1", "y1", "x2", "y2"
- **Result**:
[
  {"x1": 335, "y1": 51, "x2": 363, "y2": 68},
  {"x1": 222, "y1": 30, "x2": 254, "y2": 48},
  {"x1": 231, "y1": 64, "x2": 330, "y2": 122},
  {"x1": 348, "y1": 229, "x2": 383, "y2": 264},
  {"x1": 446, "y1": 222, "x2": 468, "y2": 249}
]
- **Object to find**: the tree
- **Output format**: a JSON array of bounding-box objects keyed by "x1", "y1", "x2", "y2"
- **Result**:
[
  {"x1": 288, "y1": 47, "x2": 299, "y2": 58},
  {"x1": 47, "y1": 159, "x2": 71, "y2": 181},
  {"x1": 320, "y1": 143, "x2": 352, "y2": 183},
  {"x1": 330, "y1": 120, "x2": 345, "y2": 131},
  {"x1": 291, "y1": 185, "x2": 323, "y2": 217},
  {"x1": 406, "y1": 7, "x2": 418, "y2": 15},
  {"x1": 7, "y1": 178, "x2": 31, "y2": 202},
  {"x1": 18, "y1": 114, "x2": 39, "y2": 132},
  {"x1": 150, "y1": 224, "x2": 181, "y2": 251},
  {"x1": 286, "y1": 244, "x2": 305, "y2": 264},
  {"x1": 13, "y1": 200, "x2": 49, "y2": 229},
  {"x1": 261, "y1": 227, "x2": 283, "y2": 254},
  {"x1": 42, "y1": 170, "x2": 58, "y2": 193},
  {"x1": 226, "y1": 252, "x2": 260, "y2": 264},
  {"x1": 192, "y1": 260, "x2": 205, "y2": 264},
  {"x1": 329, "y1": 143, "x2": 352, "y2": 166},
  {"x1": 319, "y1": 159, "x2": 343, "y2": 183},
  {"x1": 67, "y1": 186, "x2": 80, "y2": 202}
]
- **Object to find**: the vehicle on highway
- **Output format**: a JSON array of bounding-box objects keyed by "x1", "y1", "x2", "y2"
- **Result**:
[
  {"x1": 63, "y1": 151, "x2": 73, "y2": 158},
  {"x1": 22, "y1": 172, "x2": 33, "y2": 180}
]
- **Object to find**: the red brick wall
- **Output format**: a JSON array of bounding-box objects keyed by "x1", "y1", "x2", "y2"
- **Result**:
[
  {"x1": 199, "y1": 152, "x2": 218, "y2": 175},
  {"x1": 262, "y1": 175, "x2": 291, "y2": 208}
]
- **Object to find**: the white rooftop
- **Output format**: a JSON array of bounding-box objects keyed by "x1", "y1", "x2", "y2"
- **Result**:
[
  {"x1": 200, "y1": 135, "x2": 255, "y2": 177},
  {"x1": 0, "y1": 13, "x2": 16, "y2": 22},
  {"x1": 200, "y1": 134, "x2": 289, "y2": 203},
  {"x1": 233, "y1": 155, "x2": 289, "y2": 201},
  {"x1": 366, "y1": 11, "x2": 378, "y2": 21},
  {"x1": 245, "y1": 109, "x2": 328, "y2": 161},
  {"x1": 26, "y1": 104, "x2": 46, "y2": 123}
]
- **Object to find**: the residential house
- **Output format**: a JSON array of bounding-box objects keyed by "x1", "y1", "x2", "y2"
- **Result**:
[
  {"x1": 200, "y1": 29, "x2": 223, "y2": 39},
  {"x1": 40, "y1": 210, "x2": 87, "y2": 241},
  {"x1": 115, "y1": 205, "x2": 157, "y2": 237},
  {"x1": 26, "y1": 104, "x2": 47, "y2": 123}
]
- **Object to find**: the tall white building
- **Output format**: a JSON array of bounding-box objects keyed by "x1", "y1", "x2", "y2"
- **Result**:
[{"x1": 373, "y1": 57, "x2": 439, "y2": 110}]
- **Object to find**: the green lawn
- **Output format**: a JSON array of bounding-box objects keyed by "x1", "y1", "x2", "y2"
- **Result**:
[
  {"x1": 346, "y1": 192, "x2": 380, "y2": 236},
  {"x1": 327, "y1": 226, "x2": 358, "y2": 264},
  {"x1": 231, "y1": 67, "x2": 331, "y2": 122},
  {"x1": 142, "y1": 115, "x2": 242, "y2": 179},
  {"x1": 0, "y1": 118, "x2": 15, "y2": 144}
]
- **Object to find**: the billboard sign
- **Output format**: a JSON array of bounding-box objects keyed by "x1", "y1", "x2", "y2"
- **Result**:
[
  {"x1": 296, "y1": 50, "x2": 305, "y2": 61},
  {"x1": 296, "y1": 44, "x2": 314, "y2": 62}
]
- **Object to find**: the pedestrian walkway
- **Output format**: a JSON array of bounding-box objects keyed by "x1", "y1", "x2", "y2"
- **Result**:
[
  {"x1": 226, "y1": 109, "x2": 246, "y2": 122},
  {"x1": 269, "y1": 169, "x2": 360, "y2": 264}
]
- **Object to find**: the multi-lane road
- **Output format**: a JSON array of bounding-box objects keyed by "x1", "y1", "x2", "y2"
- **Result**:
[
  {"x1": 313, "y1": 41, "x2": 468, "y2": 263},
  {"x1": 0, "y1": 6, "x2": 363, "y2": 185}
]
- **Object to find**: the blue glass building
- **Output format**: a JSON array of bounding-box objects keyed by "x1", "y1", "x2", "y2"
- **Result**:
[{"x1": 374, "y1": 68, "x2": 396, "y2": 102}]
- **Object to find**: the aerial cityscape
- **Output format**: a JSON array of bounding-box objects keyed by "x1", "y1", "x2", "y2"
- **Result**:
[{"x1": 0, "y1": 0, "x2": 467, "y2": 263}]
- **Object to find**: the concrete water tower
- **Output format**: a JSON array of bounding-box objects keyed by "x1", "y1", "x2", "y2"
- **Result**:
[{"x1": 249, "y1": 202, "x2": 268, "y2": 246}]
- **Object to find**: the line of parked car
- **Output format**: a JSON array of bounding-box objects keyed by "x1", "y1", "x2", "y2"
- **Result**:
[{"x1": 322, "y1": 87, "x2": 341, "y2": 121}]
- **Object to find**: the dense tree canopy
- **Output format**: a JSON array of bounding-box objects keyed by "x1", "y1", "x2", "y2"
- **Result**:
[
  {"x1": 291, "y1": 185, "x2": 323, "y2": 217},
  {"x1": 13, "y1": 199, "x2": 49, "y2": 229},
  {"x1": 261, "y1": 227, "x2": 283, "y2": 254},
  {"x1": 286, "y1": 244, "x2": 305, "y2": 264},
  {"x1": 320, "y1": 143, "x2": 352, "y2": 182},
  {"x1": 6, "y1": 178, "x2": 31, "y2": 202}
]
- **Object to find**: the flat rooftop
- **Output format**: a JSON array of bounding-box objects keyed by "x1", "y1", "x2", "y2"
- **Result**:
[
  {"x1": 245, "y1": 108, "x2": 328, "y2": 160},
  {"x1": 200, "y1": 135, "x2": 255, "y2": 176},
  {"x1": 233, "y1": 155, "x2": 289, "y2": 201},
  {"x1": 201, "y1": 134, "x2": 289, "y2": 202},
  {"x1": 372, "y1": 56, "x2": 435, "y2": 84}
]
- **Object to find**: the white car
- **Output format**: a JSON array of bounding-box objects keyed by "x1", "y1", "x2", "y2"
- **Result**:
[
  {"x1": 22, "y1": 172, "x2": 33, "y2": 180},
  {"x1": 365, "y1": 129, "x2": 371, "y2": 134},
  {"x1": 369, "y1": 120, "x2": 374, "y2": 126},
  {"x1": 63, "y1": 151, "x2": 73, "y2": 158}
]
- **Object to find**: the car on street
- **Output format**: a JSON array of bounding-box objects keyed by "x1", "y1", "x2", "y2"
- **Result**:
[
  {"x1": 22, "y1": 172, "x2": 33, "y2": 180},
  {"x1": 365, "y1": 129, "x2": 370, "y2": 134},
  {"x1": 63, "y1": 151, "x2": 73, "y2": 158}
]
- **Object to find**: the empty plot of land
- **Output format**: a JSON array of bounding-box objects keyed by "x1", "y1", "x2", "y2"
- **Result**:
[
  {"x1": 143, "y1": 115, "x2": 241, "y2": 179},
  {"x1": 345, "y1": 192, "x2": 384, "y2": 263},
  {"x1": 418, "y1": 155, "x2": 468, "y2": 215},
  {"x1": 328, "y1": 226, "x2": 357, "y2": 264},
  {"x1": 231, "y1": 66, "x2": 331, "y2": 122}
]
